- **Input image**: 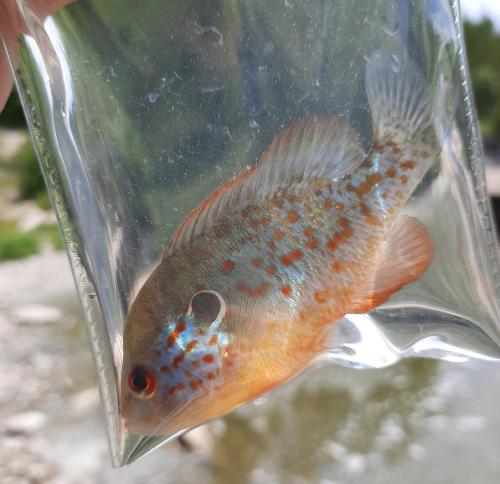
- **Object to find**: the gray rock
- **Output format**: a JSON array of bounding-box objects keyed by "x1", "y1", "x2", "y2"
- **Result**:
[
  {"x1": 12, "y1": 304, "x2": 63, "y2": 326},
  {"x1": 69, "y1": 387, "x2": 100, "y2": 416},
  {"x1": 5, "y1": 411, "x2": 48, "y2": 435}
]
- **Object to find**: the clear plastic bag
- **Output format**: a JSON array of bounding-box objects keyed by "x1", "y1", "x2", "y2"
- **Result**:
[{"x1": 3, "y1": 0, "x2": 500, "y2": 466}]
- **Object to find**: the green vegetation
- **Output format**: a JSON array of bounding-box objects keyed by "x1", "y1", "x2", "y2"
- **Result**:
[
  {"x1": 464, "y1": 20, "x2": 500, "y2": 145},
  {"x1": 0, "y1": 221, "x2": 39, "y2": 261},
  {"x1": 0, "y1": 90, "x2": 25, "y2": 128},
  {"x1": 0, "y1": 221, "x2": 64, "y2": 262},
  {"x1": 7, "y1": 140, "x2": 47, "y2": 203}
]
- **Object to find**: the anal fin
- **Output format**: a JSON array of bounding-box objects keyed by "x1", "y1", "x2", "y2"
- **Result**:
[{"x1": 349, "y1": 216, "x2": 434, "y2": 314}]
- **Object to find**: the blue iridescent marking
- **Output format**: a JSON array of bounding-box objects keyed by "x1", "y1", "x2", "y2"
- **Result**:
[{"x1": 153, "y1": 313, "x2": 226, "y2": 400}]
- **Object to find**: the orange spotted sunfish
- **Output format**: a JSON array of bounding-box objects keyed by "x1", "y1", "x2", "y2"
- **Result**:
[{"x1": 122, "y1": 51, "x2": 436, "y2": 436}]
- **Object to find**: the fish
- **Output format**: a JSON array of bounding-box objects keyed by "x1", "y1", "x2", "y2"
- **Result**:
[{"x1": 121, "y1": 51, "x2": 436, "y2": 436}]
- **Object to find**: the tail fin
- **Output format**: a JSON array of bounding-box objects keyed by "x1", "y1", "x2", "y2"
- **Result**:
[{"x1": 365, "y1": 51, "x2": 435, "y2": 148}]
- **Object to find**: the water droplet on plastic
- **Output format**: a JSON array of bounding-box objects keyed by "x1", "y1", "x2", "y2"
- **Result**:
[
  {"x1": 263, "y1": 41, "x2": 274, "y2": 55},
  {"x1": 148, "y1": 92, "x2": 160, "y2": 103},
  {"x1": 253, "y1": 394, "x2": 269, "y2": 406},
  {"x1": 390, "y1": 54, "x2": 401, "y2": 73}
]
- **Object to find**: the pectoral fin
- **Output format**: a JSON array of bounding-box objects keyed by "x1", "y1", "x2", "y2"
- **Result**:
[{"x1": 349, "y1": 216, "x2": 434, "y2": 313}]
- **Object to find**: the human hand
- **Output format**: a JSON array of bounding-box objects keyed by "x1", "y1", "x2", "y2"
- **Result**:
[{"x1": 0, "y1": 0, "x2": 73, "y2": 112}]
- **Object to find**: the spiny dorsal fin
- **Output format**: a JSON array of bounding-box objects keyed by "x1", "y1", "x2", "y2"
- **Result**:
[
  {"x1": 349, "y1": 216, "x2": 434, "y2": 313},
  {"x1": 164, "y1": 117, "x2": 365, "y2": 258}
]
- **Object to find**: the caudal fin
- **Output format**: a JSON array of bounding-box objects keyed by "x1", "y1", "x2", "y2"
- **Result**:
[{"x1": 365, "y1": 51, "x2": 436, "y2": 148}]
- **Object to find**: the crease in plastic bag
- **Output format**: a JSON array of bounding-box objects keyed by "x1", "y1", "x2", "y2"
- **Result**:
[{"x1": 3, "y1": 0, "x2": 500, "y2": 466}]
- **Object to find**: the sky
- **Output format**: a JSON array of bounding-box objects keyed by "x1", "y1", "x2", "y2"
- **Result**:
[{"x1": 461, "y1": 0, "x2": 500, "y2": 31}]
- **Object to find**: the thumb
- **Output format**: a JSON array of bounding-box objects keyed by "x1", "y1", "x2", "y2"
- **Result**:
[{"x1": 0, "y1": 46, "x2": 14, "y2": 113}]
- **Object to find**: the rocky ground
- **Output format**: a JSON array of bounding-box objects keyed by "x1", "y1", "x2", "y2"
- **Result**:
[
  {"x1": 2, "y1": 128, "x2": 500, "y2": 483},
  {"x1": 2, "y1": 250, "x2": 500, "y2": 484}
]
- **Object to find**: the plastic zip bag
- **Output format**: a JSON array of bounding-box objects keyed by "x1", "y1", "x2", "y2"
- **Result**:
[{"x1": 2, "y1": 0, "x2": 499, "y2": 466}]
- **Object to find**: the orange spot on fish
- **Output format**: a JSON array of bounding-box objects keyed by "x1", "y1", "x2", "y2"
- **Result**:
[
  {"x1": 223, "y1": 260, "x2": 234, "y2": 271},
  {"x1": 160, "y1": 365, "x2": 170, "y2": 373},
  {"x1": 360, "y1": 204, "x2": 380, "y2": 225},
  {"x1": 172, "y1": 354, "x2": 184, "y2": 369},
  {"x1": 365, "y1": 159, "x2": 373, "y2": 168},
  {"x1": 353, "y1": 173, "x2": 383, "y2": 197},
  {"x1": 324, "y1": 198, "x2": 334, "y2": 210},
  {"x1": 281, "y1": 285, "x2": 292, "y2": 297},
  {"x1": 251, "y1": 258, "x2": 262, "y2": 268},
  {"x1": 250, "y1": 282, "x2": 270, "y2": 298},
  {"x1": 184, "y1": 369, "x2": 193, "y2": 378},
  {"x1": 209, "y1": 335, "x2": 217, "y2": 345},
  {"x1": 306, "y1": 239, "x2": 319, "y2": 250},
  {"x1": 392, "y1": 146, "x2": 401, "y2": 155},
  {"x1": 206, "y1": 372, "x2": 215, "y2": 380},
  {"x1": 339, "y1": 217, "x2": 351, "y2": 231},
  {"x1": 303, "y1": 227, "x2": 314, "y2": 239},
  {"x1": 314, "y1": 290, "x2": 329, "y2": 304},
  {"x1": 203, "y1": 354, "x2": 214, "y2": 364},
  {"x1": 237, "y1": 282, "x2": 248, "y2": 293},
  {"x1": 287, "y1": 211, "x2": 299, "y2": 223},
  {"x1": 185, "y1": 340, "x2": 199, "y2": 353},
  {"x1": 327, "y1": 218, "x2": 352, "y2": 250},
  {"x1": 192, "y1": 360, "x2": 200, "y2": 368},
  {"x1": 280, "y1": 249, "x2": 303, "y2": 267},
  {"x1": 166, "y1": 320, "x2": 186, "y2": 349},
  {"x1": 331, "y1": 261, "x2": 344, "y2": 272},
  {"x1": 314, "y1": 189, "x2": 323, "y2": 197},
  {"x1": 401, "y1": 160, "x2": 416, "y2": 170},
  {"x1": 258, "y1": 216, "x2": 271, "y2": 227},
  {"x1": 189, "y1": 380, "x2": 200, "y2": 391},
  {"x1": 266, "y1": 265, "x2": 276, "y2": 276},
  {"x1": 266, "y1": 240, "x2": 276, "y2": 251},
  {"x1": 386, "y1": 168, "x2": 397, "y2": 178},
  {"x1": 197, "y1": 328, "x2": 206, "y2": 337},
  {"x1": 400, "y1": 175, "x2": 408, "y2": 185},
  {"x1": 273, "y1": 229, "x2": 284, "y2": 241},
  {"x1": 373, "y1": 144, "x2": 384, "y2": 153}
]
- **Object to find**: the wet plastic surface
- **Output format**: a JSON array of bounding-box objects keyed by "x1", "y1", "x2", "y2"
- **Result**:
[{"x1": 3, "y1": 0, "x2": 500, "y2": 466}]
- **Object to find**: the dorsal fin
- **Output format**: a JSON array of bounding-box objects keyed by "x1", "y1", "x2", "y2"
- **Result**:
[
  {"x1": 365, "y1": 50, "x2": 435, "y2": 147},
  {"x1": 164, "y1": 117, "x2": 365, "y2": 258},
  {"x1": 349, "y1": 216, "x2": 434, "y2": 313}
]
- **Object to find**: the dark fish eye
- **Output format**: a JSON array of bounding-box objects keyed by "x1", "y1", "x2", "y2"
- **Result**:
[
  {"x1": 189, "y1": 290, "x2": 225, "y2": 323},
  {"x1": 128, "y1": 366, "x2": 156, "y2": 398}
]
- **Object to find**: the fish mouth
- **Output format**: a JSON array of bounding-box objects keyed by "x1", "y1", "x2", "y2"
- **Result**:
[{"x1": 121, "y1": 387, "x2": 194, "y2": 437}]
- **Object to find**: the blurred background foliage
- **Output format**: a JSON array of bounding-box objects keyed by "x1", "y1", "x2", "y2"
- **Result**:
[
  {"x1": 0, "y1": 19, "x2": 498, "y2": 263},
  {"x1": 464, "y1": 20, "x2": 500, "y2": 147}
]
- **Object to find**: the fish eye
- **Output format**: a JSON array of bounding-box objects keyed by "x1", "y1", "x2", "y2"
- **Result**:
[
  {"x1": 128, "y1": 366, "x2": 156, "y2": 398},
  {"x1": 188, "y1": 290, "x2": 226, "y2": 323}
]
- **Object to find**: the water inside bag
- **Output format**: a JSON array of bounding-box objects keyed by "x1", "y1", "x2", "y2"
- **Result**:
[{"x1": 3, "y1": 0, "x2": 500, "y2": 465}]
